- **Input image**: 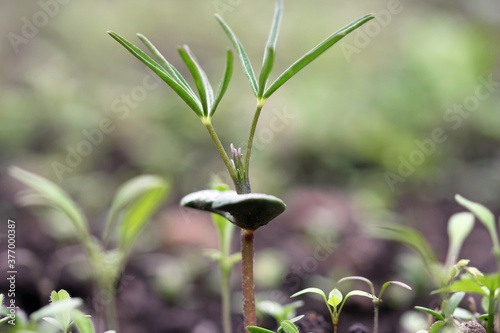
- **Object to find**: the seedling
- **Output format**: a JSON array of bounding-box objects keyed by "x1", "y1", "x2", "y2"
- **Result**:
[
  {"x1": 291, "y1": 286, "x2": 377, "y2": 333},
  {"x1": 203, "y1": 183, "x2": 242, "y2": 333},
  {"x1": 369, "y1": 194, "x2": 500, "y2": 333},
  {"x1": 9, "y1": 167, "x2": 169, "y2": 331},
  {"x1": 256, "y1": 300, "x2": 304, "y2": 326},
  {"x1": 108, "y1": 0, "x2": 374, "y2": 330},
  {"x1": 338, "y1": 276, "x2": 412, "y2": 333},
  {"x1": 0, "y1": 289, "x2": 112, "y2": 333}
]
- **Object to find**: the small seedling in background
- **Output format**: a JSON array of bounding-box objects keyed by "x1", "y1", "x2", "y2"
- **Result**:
[
  {"x1": 203, "y1": 182, "x2": 242, "y2": 333},
  {"x1": 256, "y1": 300, "x2": 304, "y2": 327},
  {"x1": 0, "y1": 289, "x2": 112, "y2": 333},
  {"x1": 9, "y1": 167, "x2": 169, "y2": 331},
  {"x1": 109, "y1": 0, "x2": 374, "y2": 330},
  {"x1": 369, "y1": 194, "x2": 500, "y2": 333},
  {"x1": 338, "y1": 276, "x2": 412, "y2": 333},
  {"x1": 291, "y1": 286, "x2": 377, "y2": 333}
]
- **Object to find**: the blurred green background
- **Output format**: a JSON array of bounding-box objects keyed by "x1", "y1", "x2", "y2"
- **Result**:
[{"x1": 1, "y1": 0, "x2": 500, "y2": 331}]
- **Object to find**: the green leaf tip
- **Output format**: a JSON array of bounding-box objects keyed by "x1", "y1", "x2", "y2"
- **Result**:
[
  {"x1": 180, "y1": 189, "x2": 286, "y2": 230},
  {"x1": 263, "y1": 13, "x2": 375, "y2": 99}
]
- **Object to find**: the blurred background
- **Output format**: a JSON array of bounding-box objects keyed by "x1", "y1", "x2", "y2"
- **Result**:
[{"x1": 1, "y1": 0, "x2": 500, "y2": 332}]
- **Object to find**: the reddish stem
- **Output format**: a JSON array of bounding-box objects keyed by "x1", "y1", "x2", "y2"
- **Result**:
[{"x1": 241, "y1": 229, "x2": 256, "y2": 330}]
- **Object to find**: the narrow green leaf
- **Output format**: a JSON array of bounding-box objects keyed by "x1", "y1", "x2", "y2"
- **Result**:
[
  {"x1": 291, "y1": 287, "x2": 327, "y2": 303},
  {"x1": 414, "y1": 306, "x2": 445, "y2": 321},
  {"x1": 118, "y1": 176, "x2": 169, "y2": 254},
  {"x1": 379, "y1": 281, "x2": 412, "y2": 300},
  {"x1": 9, "y1": 167, "x2": 89, "y2": 240},
  {"x1": 136, "y1": 33, "x2": 197, "y2": 98},
  {"x1": 443, "y1": 292, "x2": 465, "y2": 318},
  {"x1": 246, "y1": 327, "x2": 275, "y2": 333},
  {"x1": 178, "y1": 45, "x2": 214, "y2": 117},
  {"x1": 0, "y1": 316, "x2": 11, "y2": 326},
  {"x1": 104, "y1": 175, "x2": 169, "y2": 244},
  {"x1": 257, "y1": 0, "x2": 283, "y2": 98},
  {"x1": 338, "y1": 276, "x2": 374, "y2": 294},
  {"x1": 215, "y1": 14, "x2": 258, "y2": 96},
  {"x1": 446, "y1": 212, "x2": 474, "y2": 266},
  {"x1": 71, "y1": 310, "x2": 95, "y2": 333},
  {"x1": 455, "y1": 194, "x2": 499, "y2": 250},
  {"x1": 344, "y1": 290, "x2": 377, "y2": 302},
  {"x1": 263, "y1": 14, "x2": 375, "y2": 99},
  {"x1": 31, "y1": 299, "x2": 82, "y2": 323},
  {"x1": 281, "y1": 320, "x2": 300, "y2": 333},
  {"x1": 210, "y1": 49, "x2": 233, "y2": 116},
  {"x1": 368, "y1": 223, "x2": 438, "y2": 273},
  {"x1": 107, "y1": 31, "x2": 203, "y2": 117}
]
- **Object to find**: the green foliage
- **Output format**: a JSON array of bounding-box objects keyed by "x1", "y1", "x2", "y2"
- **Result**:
[
  {"x1": 9, "y1": 167, "x2": 90, "y2": 242},
  {"x1": 9, "y1": 167, "x2": 169, "y2": 331},
  {"x1": 291, "y1": 285, "x2": 377, "y2": 332},
  {"x1": 371, "y1": 194, "x2": 500, "y2": 333},
  {"x1": 257, "y1": 300, "x2": 304, "y2": 325}
]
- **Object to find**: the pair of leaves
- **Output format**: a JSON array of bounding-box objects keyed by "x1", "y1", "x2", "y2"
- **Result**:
[
  {"x1": 337, "y1": 276, "x2": 412, "y2": 302},
  {"x1": 180, "y1": 189, "x2": 286, "y2": 230},
  {"x1": 216, "y1": 0, "x2": 375, "y2": 100},
  {"x1": 291, "y1": 286, "x2": 377, "y2": 320},
  {"x1": 33, "y1": 290, "x2": 93, "y2": 333},
  {"x1": 105, "y1": 175, "x2": 170, "y2": 254},
  {"x1": 108, "y1": 32, "x2": 232, "y2": 120},
  {"x1": 9, "y1": 167, "x2": 169, "y2": 260}
]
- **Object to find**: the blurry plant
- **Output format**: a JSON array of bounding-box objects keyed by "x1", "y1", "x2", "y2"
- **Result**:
[
  {"x1": 108, "y1": 0, "x2": 373, "y2": 330},
  {"x1": 370, "y1": 194, "x2": 500, "y2": 333},
  {"x1": 256, "y1": 300, "x2": 304, "y2": 327},
  {"x1": 338, "y1": 276, "x2": 412, "y2": 333},
  {"x1": 291, "y1": 286, "x2": 377, "y2": 333},
  {"x1": 0, "y1": 289, "x2": 112, "y2": 333},
  {"x1": 9, "y1": 167, "x2": 169, "y2": 331},
  {"x1": 246, "y1": 319, "x2": 303, "y2": 333},
  {"x1": 203, "y1": 182, "x2": 242, "y2": 333}
]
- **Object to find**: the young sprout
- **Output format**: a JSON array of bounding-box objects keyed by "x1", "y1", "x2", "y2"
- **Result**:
[
  {"x1": 338, "y1": 276, "x2": 412, "y2": 333},
  {"x1": 291, "y1": 287, "x2": 377, "y2": 333}
]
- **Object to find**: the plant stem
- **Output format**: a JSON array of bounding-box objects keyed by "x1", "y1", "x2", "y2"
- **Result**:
[
  {"x1": 241, "y1": 229, "x2": 256, "y2": 330},
  {"x1": 374, "y1": 304, "x2": 379, "y2": 333},
  {"x1": 487, "y1": 293, "x2": 495, "y2": 333},
  {"x1": 221, "y1": 268, "x2": 232, "y2": 333},
  {"x1": 243, "y1": 102, "x2": 264, "y2": 182},
  {"x1": 204, "y1": 119, "x2": 239, "y2": 185}
]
